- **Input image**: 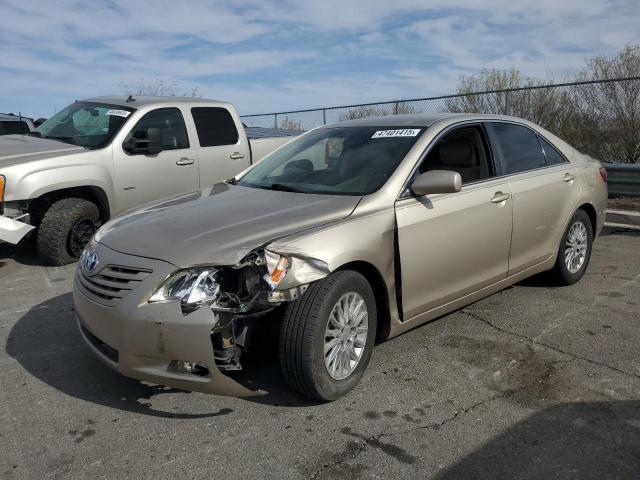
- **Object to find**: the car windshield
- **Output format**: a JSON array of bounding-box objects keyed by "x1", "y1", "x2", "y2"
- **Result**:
[
  {"x1": 237, "y1": 126, "x2": 424, "y2": 195},
  {"x1": 33, "y1": 102, "x2": 135, "y2": 149}
]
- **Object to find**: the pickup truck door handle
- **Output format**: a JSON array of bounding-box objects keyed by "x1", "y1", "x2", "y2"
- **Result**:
[
  {"x1": 229, "y1": 152, "x2": 246, "y2": 160},
  {"x1": 491, "y1": 192, "x2": 511, "y2": 203},
  {"x1": 563, "y1": 173, "x2": 576, "y2": 182},
  {"x1": 176, "y1": 157, "x2": 195, "y2": 166}
]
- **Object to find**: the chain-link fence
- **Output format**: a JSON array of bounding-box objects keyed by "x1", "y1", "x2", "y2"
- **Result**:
[{"x1": 242, "y1": 77, "x2": 640, "y2": 164}]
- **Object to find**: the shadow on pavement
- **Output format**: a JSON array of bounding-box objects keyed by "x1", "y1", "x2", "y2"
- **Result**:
[
  {"x1": 6, "y1": 293, "x2": 315, "y2": 416},
  {"x1": 600, "y1": 226, "x2": 640, "y2": 237},
  {"x1": 0, "y1": 241, "x2": 50, "y2": 267},
  {"x1": 435, "y1": 400, "x2": 640, "y2": 480}
]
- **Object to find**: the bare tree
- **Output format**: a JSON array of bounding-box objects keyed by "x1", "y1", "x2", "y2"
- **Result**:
[
  {"x1": 338, "y1": 101, "x2": 417, "y2": 121},
  {"x1": 338, "y1": 105, "x2": 389, "y2": 120},
  {"x1": 571, "y1": 46, "x2": 640, "y2": 163},
  {"x1": 444, "y1": 68, "x2": 575, "y2": 133},
  {"x1": 278, "y1": 116, "x2": 304, "y2": 131},
  {"x1": 120, "y1": 79, "x2": 202, "y2": 98}
]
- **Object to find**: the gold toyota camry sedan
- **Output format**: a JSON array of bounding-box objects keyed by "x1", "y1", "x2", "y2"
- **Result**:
[{"x1": 73, "y1": 113, "x2": 608, "y2": 401}]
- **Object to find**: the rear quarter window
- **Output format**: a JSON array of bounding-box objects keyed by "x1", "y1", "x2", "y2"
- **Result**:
[
  {"x1": 489, "y1": 122, "x2": 547, "y2": 174},
  {"x1": 191, "y1": 107, "x2": 239, "y2": 147},
  {"x1": 539, "y1": 136, "x2": 568, "y2": 165}
]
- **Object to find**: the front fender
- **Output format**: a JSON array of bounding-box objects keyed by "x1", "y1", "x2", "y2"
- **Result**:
[
  {"x1": 267, "y1": 203, "x2": 400, "y2": 325},
  {"x1": 5, "y1": 159, "x2": 115, "y2": 213}
]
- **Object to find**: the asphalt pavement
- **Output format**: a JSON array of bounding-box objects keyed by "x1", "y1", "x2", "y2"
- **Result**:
[{"x1": 1, "y1": 228, "x2": 639, "y2": 479}]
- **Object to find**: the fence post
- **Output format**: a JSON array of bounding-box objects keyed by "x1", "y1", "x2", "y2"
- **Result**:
[
  {"x1": 504, "y1": 91, "x2": 509, "y2": 116},
  {"x1": 274, "y1": 113, "x2": 278, "y2": 129},
  {"x1": 322, "y1": 109, "x2": 326, "y2": 125},
  {"x1": 394, "y1": 102, "x2": 399, "y2": 115}
]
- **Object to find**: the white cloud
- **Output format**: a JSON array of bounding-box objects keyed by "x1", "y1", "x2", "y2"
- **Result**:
[{"x1": 0, "y1": 0, "x2": 638, "y2": 118}]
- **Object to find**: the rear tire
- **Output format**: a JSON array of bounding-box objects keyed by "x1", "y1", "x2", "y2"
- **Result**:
[
  {"x1": 37, "y1": 198, "x2": 100, "y2": 266},
  {"x1": 550, "y1": 209, "x2": 593, "y2": 285},
  {"x1": 279, "y1": 270, "x2": 377, "y2": 401}
]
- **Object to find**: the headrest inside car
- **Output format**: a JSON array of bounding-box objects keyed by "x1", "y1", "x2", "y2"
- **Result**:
[
  {"x1": 285, "y1": 159, "x2": 314, "y2": 172},
  {"x1": 438, "y1": 138, "x2": 476, "y2": 167}
]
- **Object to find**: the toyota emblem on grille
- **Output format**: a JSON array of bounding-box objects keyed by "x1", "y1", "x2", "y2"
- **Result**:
[{"x1": 82, "y1": 251, "x2": 100, "y2": 274}]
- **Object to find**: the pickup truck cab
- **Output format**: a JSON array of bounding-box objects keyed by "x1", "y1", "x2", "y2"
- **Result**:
[
  {"x1": 0, "y1": 113, "x2": 37, "y2": 135},
  {"x1": 0, "y1": 96, "x2": 296, "y2": 264}
]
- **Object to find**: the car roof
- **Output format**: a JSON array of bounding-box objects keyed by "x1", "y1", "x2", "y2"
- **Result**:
[
  {"x1": 326, "y1": 112, "x2": 530, "y2": 128},
  {"x1": 81, "y1": 96, "x2": 229, "y2": 108}
]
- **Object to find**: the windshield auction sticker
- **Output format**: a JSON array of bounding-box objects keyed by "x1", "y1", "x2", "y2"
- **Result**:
[
  {"x1": 106, "y1": 109, "x2": 131, "y2": 118},
  {"x1": 372, "y1": 129, "x2": 421, "y2": 138}
]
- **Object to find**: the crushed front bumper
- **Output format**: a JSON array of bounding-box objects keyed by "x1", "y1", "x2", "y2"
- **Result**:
[
  {"x1": 0, "y1": 214, "x2": 34, "y2": 244},
  {"x1": 73, "y1": 243, "x2": 261, "y2": 397}
]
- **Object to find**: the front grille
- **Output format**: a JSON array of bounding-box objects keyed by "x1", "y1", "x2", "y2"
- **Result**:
[{"x1": 77, "y1": 264, "x2": 152, "y2": 306}]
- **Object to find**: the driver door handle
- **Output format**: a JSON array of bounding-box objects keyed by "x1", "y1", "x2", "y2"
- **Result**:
[
  {"x1": 176, "y1": 157, "x2": 195, "y2": 166},
  {"x1": 563, "y1": 173, "x2": 576, "y2": 182},
  {"x1": 230, "y1": 152, "x2": 246, "y2": 160},
  {"x1": 491, "y1": 192, "x2": 510, "y2": 203}
]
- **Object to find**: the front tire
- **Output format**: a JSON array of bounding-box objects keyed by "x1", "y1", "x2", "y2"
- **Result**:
[
  {"x1": 279, "y1": 270, "x2": 377, "y2": 401},
  {"x1": 550, "y1": 209, "x2": 593, "y2": 285},
  {"x1": 37, "y1": 198, "x2": 100, "y2": 266}
]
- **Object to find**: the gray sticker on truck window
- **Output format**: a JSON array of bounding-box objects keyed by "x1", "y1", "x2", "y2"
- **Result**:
[
  {"x1": 106, "y1": 109, "x2": 131, "y2": 118},
  {"x1": 372, "y1": 129, "x2": 421, "y2": 138}
]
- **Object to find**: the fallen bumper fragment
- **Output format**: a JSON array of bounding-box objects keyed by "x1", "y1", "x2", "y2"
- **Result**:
[{"x1": 0, "y1": 215, "x2": 34, "y2": 244}]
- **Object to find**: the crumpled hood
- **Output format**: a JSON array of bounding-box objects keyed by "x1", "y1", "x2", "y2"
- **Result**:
[
  {"x1": 0, "y1": 135, "x2": 85, "y2": 168},
  {"x1": 96, "y1": 183, "x2": 361, "y2": 267}
]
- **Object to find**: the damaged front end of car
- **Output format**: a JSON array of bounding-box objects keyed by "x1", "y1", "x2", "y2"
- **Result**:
[{"x1": 147, "y1": 248, "x2": 331, "y2": 376}]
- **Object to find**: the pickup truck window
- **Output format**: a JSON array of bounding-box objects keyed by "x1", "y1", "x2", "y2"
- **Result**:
[
  {"x1": 191, "y1": 107, "x2": 239, "y2": 147},
  {"x1": 34, "y1": 102, "x2": 134, "y2": 149},
  {"x1": 0, "y1": 120, "x2": 30, "y2": 135},
  {"x1": 237, "y1": 126, "x2": 424, "y2": 195},
  {"x1": 126, "y1": 108, "x2": 189, "y2": 151}
]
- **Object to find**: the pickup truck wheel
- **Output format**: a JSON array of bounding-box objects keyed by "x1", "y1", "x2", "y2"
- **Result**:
[
  {"x1": 279, "y1": 270, "x2": 377, "y2": 401},
  {"x1": 550, "y1": 209, "x2": 593, "y2": 285},
  {"x1": 37, "y1": 198, "x2": 100, "y2": 266}
]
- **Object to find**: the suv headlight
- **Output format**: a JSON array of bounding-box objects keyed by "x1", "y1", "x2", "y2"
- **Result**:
[{"x1": 149, "y1": 268, "x2": 220, "y2": 306}]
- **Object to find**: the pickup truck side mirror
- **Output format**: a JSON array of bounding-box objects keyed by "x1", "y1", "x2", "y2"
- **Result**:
[
  {"x1": 410, "y1": 170, "x2": 462, "y2": 196},
  {"x1": 33, "y1": 118, "x2": 47, "y2": 128},
  {"x1": 123, "y1": 127, "x2": 163, "y2": 155}
]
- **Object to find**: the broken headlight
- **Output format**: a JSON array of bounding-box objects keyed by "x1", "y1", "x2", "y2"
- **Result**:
[{"x1": 149, "y1": 268, "x2": 220, "y2": 306}]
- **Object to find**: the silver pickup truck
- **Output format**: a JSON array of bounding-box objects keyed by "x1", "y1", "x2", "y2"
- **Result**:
[{"x1": 0, "y1": 96, "x2": 297, "y2": 264}]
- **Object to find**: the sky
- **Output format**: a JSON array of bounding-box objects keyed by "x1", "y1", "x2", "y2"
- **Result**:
[{"x1": 1, "y1": 0, "x2": 639, "y2": 119}]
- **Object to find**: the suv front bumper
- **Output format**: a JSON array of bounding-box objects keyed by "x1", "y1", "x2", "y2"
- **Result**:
[{"x1": 0, "y1": 214, "x2": 34, "y2": 244}]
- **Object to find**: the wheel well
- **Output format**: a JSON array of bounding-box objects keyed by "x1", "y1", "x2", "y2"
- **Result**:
[
  {"x1": 577, "y1": 203, "x2": 597, "y2": 233},
  {"x1": 29, "y1": 186, "x2": 110, "y2": 227},
  {"x1": 337, "y1": 261, "x2": 390, "y2": 341}
]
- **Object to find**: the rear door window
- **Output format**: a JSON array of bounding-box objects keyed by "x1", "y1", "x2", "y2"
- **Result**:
[
  {"x1": 489, "y1": 122, "x2": 546, "y2": 175},
  {"x1": 539, "y1": 136, "x2": 568, "y2": 165},
  {"x1": 191, "y1": 107, "x2": 239, "y2": 147}
]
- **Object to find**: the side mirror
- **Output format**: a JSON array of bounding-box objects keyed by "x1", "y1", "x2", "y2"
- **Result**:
[
  {"x1": 123, "y1": 127, "x2": 162, "y2": 155},
  {"x1": 33, "y1": 118, "x2": 47, "y2": 128},
  {"x1": 410, "y1": 170, "x2": 462, "y2": 196}
]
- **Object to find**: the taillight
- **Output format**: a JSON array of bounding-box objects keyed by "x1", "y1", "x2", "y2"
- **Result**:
[
  {"x1": 0, "y1": 175, "x2": 5, "y2": 203},
  {"x1": 599, "y1": 165, "x2": 608, "y2": 183}
]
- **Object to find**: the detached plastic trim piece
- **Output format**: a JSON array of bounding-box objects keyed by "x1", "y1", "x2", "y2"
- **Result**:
[{"x1": 0, "y1": 215, "x2": 35, "y2": 244}]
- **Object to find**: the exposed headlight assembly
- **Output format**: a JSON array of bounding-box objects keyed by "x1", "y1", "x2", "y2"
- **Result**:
[{"x1": 149, "y1": 268, "x2": 220, "y2": 306}]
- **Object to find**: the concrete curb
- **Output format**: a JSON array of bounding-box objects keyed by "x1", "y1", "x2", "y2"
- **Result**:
[{"x1": 605, "y1": 209, "x2": 640, "y2": 229}]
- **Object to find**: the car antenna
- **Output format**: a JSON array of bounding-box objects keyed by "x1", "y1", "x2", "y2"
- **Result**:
[{"x1": 126, "y1": 95, "x2": 135, "y2": 103}]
